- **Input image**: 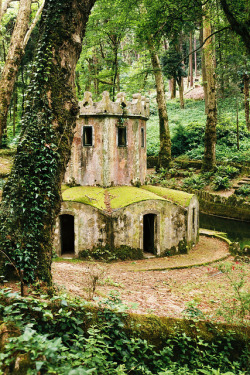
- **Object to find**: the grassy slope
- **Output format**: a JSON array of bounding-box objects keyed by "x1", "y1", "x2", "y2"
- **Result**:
[{"x1": 147, "y1": 97, "x2": 250, "y2": 162}]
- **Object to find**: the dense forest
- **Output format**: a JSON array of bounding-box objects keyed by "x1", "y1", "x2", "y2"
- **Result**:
[{"x1": 0, "y1": 0, "x2": 249, "y2": 374}]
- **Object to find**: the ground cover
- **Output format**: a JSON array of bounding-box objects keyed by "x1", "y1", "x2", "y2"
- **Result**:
[{"x1": 147, "y1": 95, "x2": 249, "y2": 163}]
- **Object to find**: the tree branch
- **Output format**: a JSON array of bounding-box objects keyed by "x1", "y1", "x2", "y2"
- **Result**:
[
  {"x1": 23, "y1": 0, "x2": 45, "y2": 48},
  {"x1": 220, "y1": 0, "x2": 250, "y2": 55},
  {"x1": 181, "y1": 26, "x2": 230, "y2": 62}
]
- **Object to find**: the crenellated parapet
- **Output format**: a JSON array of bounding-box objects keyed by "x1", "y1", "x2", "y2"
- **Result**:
[{"x1": 79, "y1": 91, "x2": 150, "y2": 119}]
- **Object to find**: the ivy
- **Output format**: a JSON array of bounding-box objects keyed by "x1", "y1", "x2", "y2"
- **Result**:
[{"x1": 0, "y1": 0, "x2": 92, "y2": 283}]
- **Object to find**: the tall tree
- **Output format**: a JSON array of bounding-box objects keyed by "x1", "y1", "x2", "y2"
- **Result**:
[
  {"x1": 0, "y1": 0, "x2": 45, "y2": 146},
  {"x1": 148, "y1": 38, "x2": 171, "y2": 167},
  {"x1": 202, "y1": 5, "x2": 217, "y2": 171},
  {"x1": 219, "y1": 0, "x2": 250, "y2": 55},
  {"x1": 0, "y1": 0, "x2": 95, "y2": 283},
  {"x1": 162, "y1": 45, "x2": 187, "y2": 109}
]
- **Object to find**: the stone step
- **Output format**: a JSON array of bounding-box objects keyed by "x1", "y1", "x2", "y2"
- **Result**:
[
  {"x1": 237, "y1": 180, "x2": 250, "y2": 185},
  {"x1": 241, "y1": 178, "x2": 250, "y2": 182}
]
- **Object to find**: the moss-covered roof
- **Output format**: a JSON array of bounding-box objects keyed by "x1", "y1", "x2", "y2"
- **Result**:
[
  {"x1": 62, "y1": 185, "x2": 167, "y2": 210},
  {"x1": 107, "y1": 186, "x2": 166, "y2": 209},
  {"x1": 62, "y1": 186, "x2": 106, "y2": 210},
  {"x1": 141, "y1": 185, "x2": 193, "y2": 207}
]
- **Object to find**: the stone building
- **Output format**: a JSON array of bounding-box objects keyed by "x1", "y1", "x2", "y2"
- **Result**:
[{"x1": 54, "y1": 91, "x2": 199, "y2": 257}]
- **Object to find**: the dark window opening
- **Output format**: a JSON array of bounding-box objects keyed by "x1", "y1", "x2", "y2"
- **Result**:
[
  {"x1": 192, "y1": 208, "x2": 195, "y2": 230},
  {"x1": 83, "y1": 126, "x2": 93, "y2": 146},
  {"x1": 141, "y1": 127, "x2": 145, "y2": 147},
  {"x1": 118, "y1": 126, "x2": 127, "y2": 147},
  {"x1": 60, "y1": 214, "x2": 75, "y2": 254},
  {"x1": 143, "y1": 214, "x2": 156, "y2": 253}
]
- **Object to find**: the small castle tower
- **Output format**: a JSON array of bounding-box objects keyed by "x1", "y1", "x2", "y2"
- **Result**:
[
  {"x1": 55, "y1": 91, "x2": 199, "y2": 258},
  {"x1": 64, "y1": 91, "x2": 150, "y2": 187}
]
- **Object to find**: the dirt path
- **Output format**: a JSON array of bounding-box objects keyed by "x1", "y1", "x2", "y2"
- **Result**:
[{"x1": 52, "y1": 236, "x2": 250, "y2": 320}]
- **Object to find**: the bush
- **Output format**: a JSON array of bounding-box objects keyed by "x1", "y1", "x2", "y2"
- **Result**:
[
  {"x1": 171, "y1": 123, "x2": 205, "y2": 157},
  {"x1": 182, "y1": 174, "x2": 207, "y2": 190},
  {"x1": 215, "y1": 165, "x2": 239, "y2": 178},
  {"x1": 212, "y1": 175, "x2": 231, "y2": 191},
  {"x1": 235, "y1": 184, "x2": 250, "y2": 197}
]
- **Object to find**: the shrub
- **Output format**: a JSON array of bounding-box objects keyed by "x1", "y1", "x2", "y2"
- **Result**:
[
  {"x1": 235, "y1": 184, "x2": 250, "y2": 197},
  {"x1": 182, "y1": 174, "x2": 207, "y2": 190},
  {"x1": 171, "y1": 123, "x2": 205, "y2": 157},
  {"x1": 215, "y1": 165, "x2": 239, "y2": 178},
  {"x1": 212, "y1": 175, "x2": 231, "y2": 191}
]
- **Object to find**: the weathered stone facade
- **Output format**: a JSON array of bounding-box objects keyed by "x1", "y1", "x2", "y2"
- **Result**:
[
  {"x1": 54, "y1": 92, "x2": 199, "y2": 257},
  {"x1": 64, "y1": 91, "x2": 149, "y2": 187},
  {"x1": 54, "y1": 186, "x2": 199, "y2": 256}
]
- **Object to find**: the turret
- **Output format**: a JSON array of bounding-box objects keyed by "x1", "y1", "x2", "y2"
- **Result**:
[{"x1": 65, "y1": 91, "x2": 150, "y2": 187}]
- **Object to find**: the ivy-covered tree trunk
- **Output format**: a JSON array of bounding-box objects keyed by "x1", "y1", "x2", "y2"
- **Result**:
[
  {"x1": 202, "y1": 7, "x2": 217, "y2": 171},
  {"x1": 0, "y1": 0, "x2": 95, "y2": 284},
  {"x1": 148, "y1": 40, "x2": 171, "y2": 168},
  {"x1": 0, "y1": 0, "x2": 32, "y2": 147}
]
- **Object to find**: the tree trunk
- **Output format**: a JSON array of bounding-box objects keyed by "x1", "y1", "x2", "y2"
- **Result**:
[
  {"x1": 0, "y1": 0, "x2": 96, "y2": 284},
  {"x1": 148, "y1": 39, "x2": 171, "y2": 168},
  {"x1": 178, "y1": 78, "x2": 184, "y2": 109},
  {"x1": 189, "y1": 32, "x2": 193, "y2": 87},
  {"x1": 236, "y1": 97, "x2": 239, "y2": 150},
  {"x1": 243, "y1": 73, "x2": 249, "y2": 131},
  {"x1": 0, "y1": 0, "x2": 2, "y2": 23},
  {"x1": 0, "y1": 0, "x2": 32, "y2": 147},
  {"x1": 170, "y1": 78, "x2": 176, "y2": 99},
  {"x1": 202, "y1": 7, "x2": 217, "y2": 172},
  {"x1": 201, "y1": 22, "x2": 208, "y2": 113},
  {"x1": 194, "y1": 37, "x2": 197, "y2": 78}
]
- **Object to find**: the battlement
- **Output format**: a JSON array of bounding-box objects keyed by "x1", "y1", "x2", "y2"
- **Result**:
[{"x1": 79, "y1": 91, "x2": 150, "y2": 119}]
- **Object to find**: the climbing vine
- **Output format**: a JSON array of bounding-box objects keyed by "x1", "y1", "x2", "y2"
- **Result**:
[{"x1": 0, "y1": 0, "x2": 95, "y2": 283}]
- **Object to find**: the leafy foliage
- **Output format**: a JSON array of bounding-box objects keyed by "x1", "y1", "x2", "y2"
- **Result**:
[
  {"x1": 0, "y1": 289, "x2": 248, "y2": 374},
  {"x1": 235, "y1": 184, "x2": 250, "y2": 197},
  {"x1": 161, "y1": 47, "x2": 187, "y2": 85}
]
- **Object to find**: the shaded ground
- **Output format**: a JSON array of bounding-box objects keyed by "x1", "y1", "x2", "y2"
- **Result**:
[{"x1": 52, "y1": 236, "x2": 249, "y2": 321}]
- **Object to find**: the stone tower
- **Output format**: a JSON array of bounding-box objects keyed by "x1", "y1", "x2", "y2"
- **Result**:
[{"x1": 64, "y1": 91, "x2": 150, "y2": 187}]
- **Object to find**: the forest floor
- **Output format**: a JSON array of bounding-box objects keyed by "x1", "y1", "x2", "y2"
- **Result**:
[{"x1": 52, "y1": 235, "x2": 249, "y2": 322}]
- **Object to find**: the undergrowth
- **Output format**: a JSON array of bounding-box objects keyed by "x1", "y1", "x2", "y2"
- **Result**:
[{"x1": 0, "y1": 289, "x2": 248, "y2": 374}]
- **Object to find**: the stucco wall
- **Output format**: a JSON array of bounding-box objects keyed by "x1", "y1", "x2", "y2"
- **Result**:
[
  {"x1": 65, "y1": 115, "x2": 147, "y2": 187},
  {"x1": 54, "y1": 199, "x2": 199, "y2": 257}
]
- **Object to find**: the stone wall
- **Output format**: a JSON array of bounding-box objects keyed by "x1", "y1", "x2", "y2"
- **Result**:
[
  {"x1": 190, "y1": 189, "x2": 250, "y2": 221},
  {"x1": 54, "y1": 197, "x2": 199, "y2": 257}
]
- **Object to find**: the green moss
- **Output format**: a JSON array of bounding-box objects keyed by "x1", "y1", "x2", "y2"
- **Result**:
[
  {"x1": 62, "y1": 186, "x2": 166, "y2": 210},
  {"x1": 62, "y1": 185, "x2": 195, "y2": 210},
  {"x1": 61, "y1": 184, "x2": 70, "y2": 192},
  {"x1": 108, "y1": 186, "x2": 165, "y2": 209},
  {"x1": 141, "y1": 185, "x2": 194, "y2": 207},
  {"x1": 62, "y1": 186, "x2": 106, "y2": 209}
]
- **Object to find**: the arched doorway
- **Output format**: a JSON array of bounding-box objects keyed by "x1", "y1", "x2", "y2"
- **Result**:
[
  {"x1": 60, "y1": 214, "x2": 75, "y2": 255},
  {"x1": 143, "y1": 214, "x2": 157, "y2": 254}
]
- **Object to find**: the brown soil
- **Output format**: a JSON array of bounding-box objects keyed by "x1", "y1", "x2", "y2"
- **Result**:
[
  {"x1": 184, "y1": 85, "x2": 204, "y2": 100},
  {"x1": 51, "y1": 236, "x2": 249, "y2": 321}
]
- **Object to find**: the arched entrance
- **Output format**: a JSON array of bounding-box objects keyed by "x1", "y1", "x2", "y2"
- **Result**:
[
  {"x1": 60, "y1": 214, "x2": 75, "y2": 255},
  {"x1": 143, "y1": 214, "x2": 157, "y2": 254}
]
